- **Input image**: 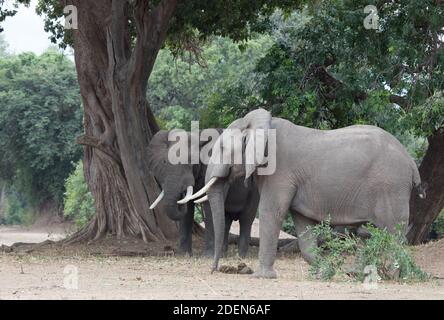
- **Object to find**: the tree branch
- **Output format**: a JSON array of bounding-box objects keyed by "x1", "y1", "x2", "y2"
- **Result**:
[
  {"x1": 76, "y1": 135, "x2": 121, "y2": 164},
  {"x1": 130, "y1": 0, "x2": 178, "y2": 86},
  {"x1": 307, "y1": 64, "x2": 411, "y2": 110},
  {"x1": 389, "y1": 94, "x2": 410, "y2": 109}
]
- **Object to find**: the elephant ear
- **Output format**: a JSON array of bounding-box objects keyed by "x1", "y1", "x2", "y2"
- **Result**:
[
  {"x1": 242, "y1": 108, "x2": 272, "y2": 181},
  {"x1": 147, "y1": 130, "x2": 170, "y2": 182}
]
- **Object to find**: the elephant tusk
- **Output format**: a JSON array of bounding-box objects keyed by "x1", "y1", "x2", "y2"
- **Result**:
[
  {"x1": 186, "y1": 177, "x2": 218, "y2": 201},
  {"x1": 177, "y1": 186, "x2": 194, "y2": 204},
  {"x1": 149, "y1": 190, "x2": 165, "y2": 210},
  {"x1": 194, "y1": 195, "x2": 208, "y2": 204}
]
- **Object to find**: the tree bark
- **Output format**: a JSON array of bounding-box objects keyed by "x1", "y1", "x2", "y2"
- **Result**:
[
  {"x1": 64, "y1": 0, "x2": 179, "y2": 243},
  {"x1": 407, "y1": 130, "x2": 444, "y2": 244}
]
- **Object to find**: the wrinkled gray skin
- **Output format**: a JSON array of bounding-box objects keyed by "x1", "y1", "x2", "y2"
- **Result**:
[
  {"x1": 147, "y1": 130, "x2": 258, "y2": 257},
  {"x1": 204, "y1": 109, "x2": 423, "y2": 278}
]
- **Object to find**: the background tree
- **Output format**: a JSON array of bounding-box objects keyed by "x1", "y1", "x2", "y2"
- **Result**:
[
  {"x1": 0, "y1": 0, "x2": 299, "y2": 243},
  {"x1": 0, "y1": 49, "x2": 83, "y2": 220},
  {"x1": 150, "y1": 36, "x2": 273, "y2": 129},
  {"x1": 2, "y1": 0, "x2": 440, "y2": 244},
  {"x1": 204, "y1": 2, "x2": 444, "y2": 243},
  {"x1": 0, "y1": 34, "x2": 8, "y2": 56}
]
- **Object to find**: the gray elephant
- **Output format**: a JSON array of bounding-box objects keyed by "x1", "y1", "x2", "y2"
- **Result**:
[
  {"x1": 188, "y1": 108, "x2": 424, "y2": 278},
  {"x1": 147, "y1": 130, "x2": 258, "y2": 257}
]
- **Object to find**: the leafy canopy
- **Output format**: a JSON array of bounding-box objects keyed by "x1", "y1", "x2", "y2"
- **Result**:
[
  {"x1": 21, "y1": 0, "x2": 301, "y2": 50},
  {"x1": 0, "y1": 49, "x2": 83, "y2": 205}
]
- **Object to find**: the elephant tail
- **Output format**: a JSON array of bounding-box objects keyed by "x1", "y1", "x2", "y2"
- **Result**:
[{"x1": 412, "y1": 165, "x2": 427, "y2": 199}]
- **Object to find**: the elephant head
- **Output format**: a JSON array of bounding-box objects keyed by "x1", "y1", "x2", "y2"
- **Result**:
[
  {"x1": 147, "y1": 130, "x2": 199, "y2": 221},
  {"x1": 187, "y1": 108, "x2": 273, "y2": 270}
]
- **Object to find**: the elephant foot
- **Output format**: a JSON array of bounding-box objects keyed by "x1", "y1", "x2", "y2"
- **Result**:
[
  {"x1": 238, "y1": 250, "x2": 248, "y2": 259},
  {"x1": 177, "y1": 242, "x2": 192, "y2": 256},
  {"x1": 176, "y1": 249, "x2": 192, "y2": 257},
  {"x1": 252, "y1": 267, "x2": 277, "y2": 279}
]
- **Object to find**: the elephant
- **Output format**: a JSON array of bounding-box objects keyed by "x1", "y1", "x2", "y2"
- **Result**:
[
  {"x1": 147, "y1": 130, "x2": 259, "y2": 257},
  {"x1": 188, "y1": 108, "x2": 424, "y2": 278}
]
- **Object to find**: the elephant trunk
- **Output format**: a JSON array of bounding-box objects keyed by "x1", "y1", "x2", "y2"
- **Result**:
[
  {"x1": 163, "y1": 202, "x2": 187, "y2": 221},
  {"x1": 208, "y1": 181, "x2": 226, "y2": 273}
]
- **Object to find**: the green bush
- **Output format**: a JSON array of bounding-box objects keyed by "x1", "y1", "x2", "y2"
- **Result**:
[
  {"x1": 309, "y1": 220, "x2": 357, "y2": 280},
  {"x1": 282, "y1": 214, "x2": 296, "y2": 236},
  {"x1": 354, "y1": 225, "x2": 428, "y2": 282},
  {"x1": 194, "y1": 205, "x2": 203, "y2": 224},
  {"x1": 309, "y1": 220, "x2": 428, "y2": 283},
  {"x1": 63, "y1": 161, "x2": 95, "y2": 229},
  {"x1": 2, "y1": 189, "x2": 35, "y2": 225},
  {"x1": 431, "y1": 210, "x2": 444, "y2": 239}
]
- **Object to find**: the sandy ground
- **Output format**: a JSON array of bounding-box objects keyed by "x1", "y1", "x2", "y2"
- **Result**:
[
  {"x1": 0, "y1": 226, "x2": 67, "y2": 246},
  {"x1": 0, "y1": 223, "x2": 443, "y2": 300}
]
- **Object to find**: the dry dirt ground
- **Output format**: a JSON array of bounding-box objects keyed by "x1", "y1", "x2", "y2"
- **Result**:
[{"x1": 0, "y1": 222, "x2": 444, "y2": 300}]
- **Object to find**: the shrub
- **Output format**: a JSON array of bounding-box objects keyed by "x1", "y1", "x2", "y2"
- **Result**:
[
  {"x1": 430, "y1": 209, "x2": 444, "y2": 240},
  {"x1": 354, "y1": 225, "x2": 428, "y2": 282},
  {"x1": 2, "y1": 188, "x2": 35, "y2": 225},
  {"x1": 282, "y1": 214, "x2": 296, "y2": 236},
  {"x1": 309, "y1": 220, "x2": 357, "y2": 280},
  {"x1": 194, "y1": 205, "x2": 203, "y2": 224},
  {"x1": 309, "y1": 220, "x2": 428, "y2": 283},
  {"x1": 63, "y1": 161, "x2": 95, "y2": 228}
]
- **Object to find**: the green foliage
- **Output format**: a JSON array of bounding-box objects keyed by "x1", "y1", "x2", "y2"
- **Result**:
[
  {"x1": 33, "y1": 0, "x2": 299, "y2": 50},
  {"x1": 63, "y1": 161, "x2": 95, "y2": 229},
  {"x1": 194, "y1": 205, "x2": 203, "y2": 224},
  {"x1": 309, "y1": 221, "x2": 428, "y2": 282},
  {"x1": 354, "y1": 225, "x2": 428, "y2": 282},
  {"x1": 309, "y1": 220, "x2": 357, "y2": 280},
  {"x1": 282, "y1": 214, "x2": 296, "y2": 236},
  {"x1": 0, "y1": 49, "x2": 83, "y2": 207},
  {"x1": 431, "y1": 210, "x2": 444, "y2": 240},
  {"x1": 404, "y1": 93, "x2": 444, "y2": 137},
  {"x1": 149, "y1": 36, "x2": 273, "y2": 129},
  {"x1": 2, "y1": 187, "x2": 34, "y2": 225},
  {"x1": 0, "y1": 0, "x2": 30, "y2": 32},
  {"x1": 195, "y1": 5, "x2": 442, "y2": 162},
  {"x1": 156, "y1": 105, "x2": 194, "y2": 131}
]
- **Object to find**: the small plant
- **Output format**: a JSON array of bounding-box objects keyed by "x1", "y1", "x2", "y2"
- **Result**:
[
  {"x1": 282, "y1": 214, "x2": 296, "y2": 236},
  {"x1": 309, "y1": 219, "x2": 357, "y2": 280},
  {"x1": 194, "y1": 205, "x2": 203, "y2": 224},
  {"x1": 308, "y1": 220, "x2": 428, "y2": 283},
  {"x1": 355, "y1": 224, "x2": 428, "y2": 282},
  {"x1": 63, "y1": 161, "x2": 95, "y2": 228}
]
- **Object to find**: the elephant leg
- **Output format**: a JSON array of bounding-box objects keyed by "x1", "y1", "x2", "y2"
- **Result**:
[
  {"x1": 238, "y1": 217, "x2": 253, "y2": 258},
  {"x1": 238, "y1": 189, "x2": 259, "y2": 258},
  {"x1": 254, "y1": 182, "x2": 294, "y2": 279},
  {"x1": 202, "y1": 202, "x2": 215, "y2": 257},
  {"x1": 373, "y1": 191, "x2": 410, "y2": 235},
  {"x1": 292, "y1": 212, "x2": 317, "y2": 265},
  {"x1": 223, "y1": 217, "x2": 233, "y2": 255},
  {"x1": 178, "y1": 204, "x2": 194, "y2": 255}
]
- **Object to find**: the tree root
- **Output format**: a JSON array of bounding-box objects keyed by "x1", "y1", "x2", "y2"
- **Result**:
[{"x1": 0, "y1": 240, "x2": 56, "y2": 254}]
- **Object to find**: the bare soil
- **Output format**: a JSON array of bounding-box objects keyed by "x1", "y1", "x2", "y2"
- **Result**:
[{"x1": 0, "y1": 223, "x2": 443, "y2": 300}]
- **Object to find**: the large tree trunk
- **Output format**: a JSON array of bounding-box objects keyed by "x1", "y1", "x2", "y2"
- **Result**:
[
  {"x1": 407, "y1": 130, "x2": 444, "y2": 244},
  {"x1": 65, "y1": 0, "x2": 179, "y2": 243}
]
